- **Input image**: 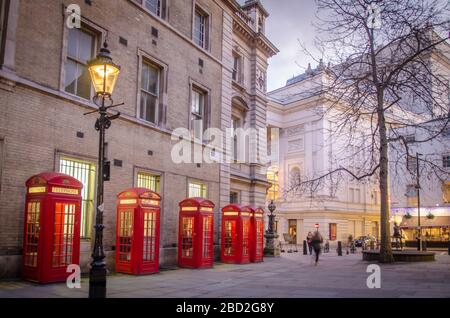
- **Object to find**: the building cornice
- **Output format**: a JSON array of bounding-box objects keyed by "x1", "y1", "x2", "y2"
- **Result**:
[{"x1": 232, "y1": 18, "x2": 279, "y2": 58}]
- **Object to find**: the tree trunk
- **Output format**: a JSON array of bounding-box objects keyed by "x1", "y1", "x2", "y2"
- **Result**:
[{"x1": 378, "y1": 92, "x2": 394, "y2": 263}]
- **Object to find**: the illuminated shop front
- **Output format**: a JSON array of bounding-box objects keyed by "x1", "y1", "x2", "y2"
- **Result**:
[{"x1": 391, "y1": 207, "x2": 450, "y2": 246}]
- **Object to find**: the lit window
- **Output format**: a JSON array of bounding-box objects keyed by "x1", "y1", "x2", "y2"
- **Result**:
[
  {"x1": 266, "y1": 168, "x2": 279, "y2": 200},
  {"x1": 188, "y1": 181, "x2": 207, "y2": 198},
  {"x1": 59, "y1": 158, "x2": 96, "y2": 238},
  {"x1": 191, "y1": 87, "x2": 208, "y2": 140},
  {"x1": 140, "y1": 61, "x2": 160, "y2": 124},
  {"x1": 194, "y1": 7, "x2": 209, "y2": 49},
  {"x1": 137, "y1": 172, "x2": 161, "y2": 192},
  {"x1": 65, "y1": 28, "x2": 95, "y2": 99},
  {"x1": 329, "y1": 223, "x2": 337, "y2": 241}
]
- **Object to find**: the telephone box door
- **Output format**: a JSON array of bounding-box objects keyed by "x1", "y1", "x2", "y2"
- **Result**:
[
  {"x1": 51, "y1": 199, "x2": 80, "y2": 272},
  {"x1": 223, "y1": 219, "x2": 237, "y2": 258},
  {"x1": 200, "y1": 214, "x2": 213, "y2": 266},
  {"x1": 141, "y1": 208, "x2": 160, "y2": 272},
  {"x1": 241, "y1": 218, "x2": 251, "y2": 262},
  {"x1": 23, "y1": 200, "x2": 42, "y2": 278},
  {"x1": 180, "y1": 215, "x2": 195, "y2": 267},
  {"x1": 255, "y1": 218, "x2": 264, "y2": 260},
  {"x1": 117, "y1": 208, "x2": 134, "y2": 266}
]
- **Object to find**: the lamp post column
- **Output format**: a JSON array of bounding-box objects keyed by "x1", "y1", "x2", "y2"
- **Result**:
[{"x1": 89, "y1": 98, "x2": 110, "y2": 298}]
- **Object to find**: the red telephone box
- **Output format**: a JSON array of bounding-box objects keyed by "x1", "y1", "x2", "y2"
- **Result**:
[
  {"x1": 178, "y1": 198, "x2": 215, "y2": 269},
  {"x1": 221, "y1": 204, "x2": 252, "y2": 264},
  {"x1": 249, "y1": 207, "x2": 264, "y2": 263},
  {"x1": 116, "y1": 188, "x2": 161, "y2": 275},
  {"x1": 23, "y1": 172, "x2": 82, "y2": 283}
]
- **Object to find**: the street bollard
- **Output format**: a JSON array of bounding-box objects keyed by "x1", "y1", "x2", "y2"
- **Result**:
[
  {"x1": 337, "y1": 241, "x2": 343, "y2": 256},
  {"x1": 303, "y1": 240, "x2": 308, "y2": 255}
]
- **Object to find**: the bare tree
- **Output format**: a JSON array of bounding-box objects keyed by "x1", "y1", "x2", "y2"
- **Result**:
[{"x1": 288, "y1": 0, "x2": 450, "y2": 262}]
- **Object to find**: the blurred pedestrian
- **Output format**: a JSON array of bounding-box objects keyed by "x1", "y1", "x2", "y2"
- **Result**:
[{"x1": 311, "y1": 230, "x2": 323, "y2": 265}]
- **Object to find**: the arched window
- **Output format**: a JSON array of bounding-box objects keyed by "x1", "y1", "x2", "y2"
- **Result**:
[{"x1": 289, "y1": 166, "x2": 301, "y2": 191}]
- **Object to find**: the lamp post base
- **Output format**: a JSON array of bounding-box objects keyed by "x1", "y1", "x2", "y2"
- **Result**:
[
  {"x1": 89, "y1": 265, "x2": 107, "y2": 298},
  {"x1": 264, "y1": 232, "x2": 281, "y2": 257}
]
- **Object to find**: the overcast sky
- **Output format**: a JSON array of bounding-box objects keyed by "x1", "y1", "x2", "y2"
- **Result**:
[{"x1": 238, "y1": 0, "x2": 320, "y2": 91}]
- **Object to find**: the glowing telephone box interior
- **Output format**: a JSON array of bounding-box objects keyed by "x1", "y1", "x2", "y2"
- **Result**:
[
  {"x1": 221, "y1": 204, "x2": 252, "y2": 264},
  {"x1": 23, "y1": 172, "x2": 82, "y2": 283},
  {"x1": 116, "y1": 188, "x2": 161, "y2": 275},
  {"x1": 178, "y1": 198, "x2": 215, "y2": 269}
]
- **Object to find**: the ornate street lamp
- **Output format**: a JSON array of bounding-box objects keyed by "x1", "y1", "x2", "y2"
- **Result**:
[
  {"x1": 264, "y1": 200, "x2": 281, "y2": 257},
  {"x1": 85, "y1": 41, "x2": 121, "y2": 298}
]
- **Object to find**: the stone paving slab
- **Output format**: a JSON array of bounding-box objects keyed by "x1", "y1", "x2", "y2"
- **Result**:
[{"x1": 0, "y1": 252, "x2": 449, "y2": 298}]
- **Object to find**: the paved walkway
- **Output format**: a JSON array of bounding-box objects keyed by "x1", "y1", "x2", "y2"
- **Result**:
[{"x1": 1, "y1": 252, "x2": 449, "y2": 298}]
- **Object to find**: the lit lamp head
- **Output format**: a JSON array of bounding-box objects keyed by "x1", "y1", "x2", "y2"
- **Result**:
[{"x1": 88, "y1": 42, "x2": 120, "y2": 97}]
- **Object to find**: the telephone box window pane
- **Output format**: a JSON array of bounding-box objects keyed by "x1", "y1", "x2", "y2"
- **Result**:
[
  {"x1": 24, "y1": 202, "x2": 40, "y2": 267},
  {"x1": 59, "y1": 158, "x2": 95, "y2": 238},
  {"x1": 202, "y1": 216, "x2": 212, "y2": 258},
  {"x1": 119, "y1": 210, "x2": 133, "y2": 263},
  {"x1": 242, "y1": 219, "x2": 250, "y2": 256},
  {"x1": 256, "y1": 220, "x2": 263, "y2": 256},
  {"x1": 53, "y1": 203, "x2": 76, "y2": 267},
  {"x1": 143, "y1": 211, "x2": 156, "y2": 262},
  {"x1": 224, "y1": 220, "x2": 235, "y2": 256},
  {"x1": 181, "y1": 217, "x2": 194, "y2": 258}
]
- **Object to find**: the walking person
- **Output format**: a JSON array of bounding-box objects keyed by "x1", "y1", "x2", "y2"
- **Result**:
[
  {"x1": 306, "y1": 232, "x2": 313, "y2": 255},
  {"x1": 311, "y1": 230, "x2": 323, "y2": 265}
]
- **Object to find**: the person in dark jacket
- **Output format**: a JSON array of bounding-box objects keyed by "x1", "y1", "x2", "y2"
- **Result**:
[{"x1": 311, "y1": 230, "x2": 323, "y2": 265}]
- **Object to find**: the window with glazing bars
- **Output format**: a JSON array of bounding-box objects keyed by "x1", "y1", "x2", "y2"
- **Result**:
[
  {"x1": 24, "y1": 202, "x2": 40, "y2": 267},
  {"x1": 64, "y1": 28, "x2": 95, "y2": 99},
  {"x1": 202, "y1": 216, "x2": 212, "y2": 258},
  {"x1": 188, "y1": 182, "x2": 207, "y2": 198},
  {"x1": 59, "y1": 158, "x2": 95, "y2": 238},
  {"x1": 144, "y1": 0, "x2": 161, "y2": 16},
  {"x1": 137, "y1": 172, "x2": 161, "y2": 192},
  {"x1": 140, "y1": 61, "x2": 160, "y2": 124},
  {"x1": 53, "y1": 203, "x2": 76, "y2": 267},
  {"x1": 194, "y1": 7, "x2": 208, "y2": 49},
  {"x1": 118, "y1": 210, "x2": 133, "y2": 263},
  {"x1": 143, "y1": 211, "x2": 156, "y2": 262}
]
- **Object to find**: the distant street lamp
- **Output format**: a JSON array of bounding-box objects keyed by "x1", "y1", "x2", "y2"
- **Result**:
[
  {"x1": 85, "y1": 42, "x2": 121, "y2": 298},
  {"x1": 264, "y1": 196, "x2": 280, "y2": 256}
]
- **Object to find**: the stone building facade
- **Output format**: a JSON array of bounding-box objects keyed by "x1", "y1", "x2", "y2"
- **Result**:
[
  {"x1": 0, "y1": 0, "x2": 277, "y2": 278},
  {"x1": 267, "y1": 67, "x2": 380, "y2": 247}
]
